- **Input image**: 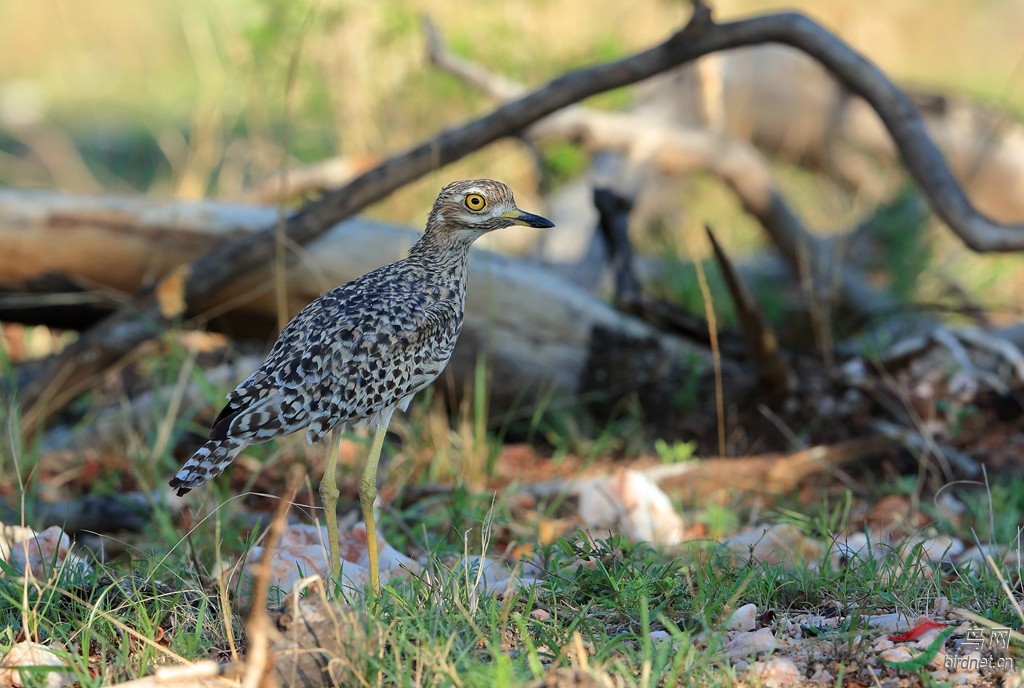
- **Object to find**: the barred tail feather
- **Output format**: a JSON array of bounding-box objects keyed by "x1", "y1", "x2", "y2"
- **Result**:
[{"x1": 169, "y1": 438, "x2": 246, "y2": 496}]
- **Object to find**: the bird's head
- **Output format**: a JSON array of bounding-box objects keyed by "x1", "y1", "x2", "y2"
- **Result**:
[{"x1": 424, "y1": 179, "x2": 554, "y2": 243}]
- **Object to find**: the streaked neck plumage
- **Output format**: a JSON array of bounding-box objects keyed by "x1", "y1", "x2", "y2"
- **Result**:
[{"x1": 407, "y1": 215, "x2": 480, "y2": 275}]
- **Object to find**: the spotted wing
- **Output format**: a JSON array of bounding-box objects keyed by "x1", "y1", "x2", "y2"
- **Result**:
[{"x1": 207, "y1": 285, "x2": 462, "y2": 445}]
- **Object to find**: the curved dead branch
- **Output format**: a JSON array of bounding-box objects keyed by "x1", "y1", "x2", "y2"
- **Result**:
[
  {"x1": 426, "y1": 11, "x2": 1024, "y2": 253},
  {"x1": 18, "y1": 2, "x2": 1024, "y2": 430}
]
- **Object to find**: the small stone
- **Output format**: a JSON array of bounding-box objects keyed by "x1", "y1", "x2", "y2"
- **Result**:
[
  {"x1": 810, "y1": 665, "x2": 834, "y2": 684},
  {"x1": 0, "y1": 643, "x2": 72, "y2": 688},
  {"x1": 725, "y1": 604, "x2": 758, "y2": 632},
  {"x1": 577, "y1": 469, "x2": 684, "y2": 546},
  {"x1": 910, "y1": 535, "x2": 964, "y2": 563},
  {"x1": 864, "y1": 612, "x2": 910, "y2": 634},
  {"x1": 833, "y1": 531, "x2": 877, "y2": 565},
  {"x1": 726, "y1": 628, "x2": 776, "y2": 659},
  {"x1": 747, "y1": 656, "x2": 802, "y2": 688},
  {"x1": 880, "y1": 647, "x2": 913, "y2": 663},
  {"x1": 723, "y1": 524, "x2": 825, "y2": 567},
  {"x1": 873, "y1": 636, "x2": 895, "y2": 651}
]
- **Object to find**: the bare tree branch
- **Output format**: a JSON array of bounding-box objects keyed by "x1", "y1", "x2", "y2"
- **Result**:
[{"x1": 426, "y1": 9, "x2": 1024, "y2": 252}]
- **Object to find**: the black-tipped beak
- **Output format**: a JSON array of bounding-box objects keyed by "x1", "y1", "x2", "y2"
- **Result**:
[{"x1": 501, "y1": 208, "x2": 555, "y2": 229}]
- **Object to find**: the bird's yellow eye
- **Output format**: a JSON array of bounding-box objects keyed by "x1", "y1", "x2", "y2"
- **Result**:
[{"x1": 464, "y1": 193, "x2": 487, "y2": 211}]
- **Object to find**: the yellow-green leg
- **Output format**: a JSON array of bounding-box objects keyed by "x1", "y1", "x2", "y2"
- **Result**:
[
  {"x1": 359, "y1": 426, "x2": 388, "y2": 596},
  {"x1": 320, "y1": 428, "x2": 344, "y2": 585}
]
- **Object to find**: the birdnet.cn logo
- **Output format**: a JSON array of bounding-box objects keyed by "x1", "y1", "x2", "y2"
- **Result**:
[{"x1": 943, "y1": 626, "x2": 1015, "y2": 672}]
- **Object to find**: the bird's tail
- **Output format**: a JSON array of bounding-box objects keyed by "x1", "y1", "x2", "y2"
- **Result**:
[{"x1": 169, "y1": 438, "x2": 246, "y2": 496}]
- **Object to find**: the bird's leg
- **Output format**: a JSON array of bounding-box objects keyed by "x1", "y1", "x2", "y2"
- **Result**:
[
  {"x1": 360, "y1": 425, "x2": 388, "y2": 596},
  {"x1": 320, "y1": 427, "x2": 344, "y2": 586}
]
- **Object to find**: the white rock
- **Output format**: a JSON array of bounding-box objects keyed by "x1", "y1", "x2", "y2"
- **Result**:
[
  {"x1": 2, "y1": 526, "x2": 91, "y2": 580},
  {"x1": 725, "y1": 604, "x2": 758, "y2": 632},
  {"x1": 909, "y1": 535, "x2": 964, "y2": 562},
  {"x1": 577, "y1": 469, "x2": 684, "y2": 546},
  {"x1": 832, "y1": 531, "x2": 878, "y2": 564},
  {"x1": 957, "y1": 544, "x2": 1013, "y2": 571},
  {"x1": 723, "y1": 524, "x2": 824, "y2": 567},
  {"x1": 238, "y1": 522, "x2": 420, "y2": 595},
  {"x1": 726, "y1": 628, "x2": 776, "y2": 659},
  {"x1": 0, "y1": 643, "x2": 72, "y2": 688},
  {"x1": 872, "y1": 636, "x2": 895, "y2": 651},
  {"x1": 747, "y1": 656, "x2": 802, "y2": 688},
  {"x1": 809, "y1": 665, "x2": 834, "y2": 684},
  {"x1": 879, "y1": 646, "x2": 913, "y2": 663},
  {"x1": 863, "y1": 612, "x2": 910, "y2": 634}
]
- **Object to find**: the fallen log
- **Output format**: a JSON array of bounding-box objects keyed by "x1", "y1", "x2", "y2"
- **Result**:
[{"x1": 0, "y1": 189, "x2": 735, "y2": 432}]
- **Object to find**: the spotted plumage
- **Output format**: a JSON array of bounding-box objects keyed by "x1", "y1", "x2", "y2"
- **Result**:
[{"x1": 169, "y1": 179, "x2": 554, "y2": 497}]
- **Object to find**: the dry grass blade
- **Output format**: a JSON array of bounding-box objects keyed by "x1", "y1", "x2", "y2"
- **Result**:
[{"x1": 240, "y1": 467, "x2": 306, "y2": 688}]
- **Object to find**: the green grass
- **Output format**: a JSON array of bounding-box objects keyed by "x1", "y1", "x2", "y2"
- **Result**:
[
  {"x1": 2, "y1": 496, "x2": 1021, "y2": 687},
  {"x1": 3, "y1": 335, "x2": 1021, "y2": 685}
]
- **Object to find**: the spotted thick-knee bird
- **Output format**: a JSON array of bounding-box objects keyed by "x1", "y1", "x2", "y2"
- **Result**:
[{"x1": 169, "y1": 179, "x2": 554, "y2": 594}]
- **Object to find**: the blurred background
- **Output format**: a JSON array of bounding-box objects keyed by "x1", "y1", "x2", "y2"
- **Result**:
[
  {"x1": 3, "y1": 0, "x2": 1024, "y2": 353},
  {"x1": 2, "y1": 0, "x2": 1021, "y2": 210}
]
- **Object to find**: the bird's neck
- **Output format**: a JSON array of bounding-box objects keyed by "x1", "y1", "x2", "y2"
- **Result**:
[{"x1": 408, "y1": 229, "x2": 475, "y2": 274}]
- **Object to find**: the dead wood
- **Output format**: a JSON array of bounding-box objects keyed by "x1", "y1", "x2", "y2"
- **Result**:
[
  {"x1": 590, "y1": 187, "x2": 738, "y2": 352},
  {"x1": 592, "y1": 188, "x2": 641, "y2": 306},
  {"x1": 704, "y1": 225, "x2": 792, "y2": 405},
  {"x1": 643, "y1": 436, "x2": 900, "y2": 501},
  {"x1": 264, "y1": 591, "x2": 372, "y2": 688},
  {"x1": 105, "y1": 662, "x2": 238, "y2": 688},
  {"x1": 17, "y1": 2, "x2": 1024, "y2": 433},
  {"x1": 112, "y1": 592, "x2": 370, "y2": 688},
  {"x1": 38, "y1": 355, "x2": 264, "y2": 455},
  {"x1": 0, "y1": 492, "x2": 152, "y2": 534}
]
